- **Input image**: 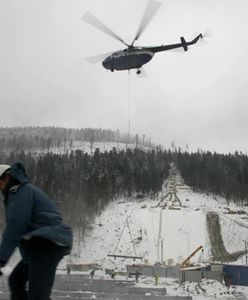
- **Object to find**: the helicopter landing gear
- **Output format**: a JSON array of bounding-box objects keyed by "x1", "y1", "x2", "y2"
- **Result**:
[{"x1": 136, "y1": 69, "x2": 141, "y2": 75}]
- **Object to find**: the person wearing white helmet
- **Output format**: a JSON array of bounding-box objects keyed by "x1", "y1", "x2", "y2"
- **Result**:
[
  {"x1": 0, "y1": 164, "x2": 10, "y2": 175},
  {"x1": 0, "y1": 162, "x2": 73, "y2": 300},
  {"x1": 0, "y1": 164, "x2": 11, "y2": 184}
]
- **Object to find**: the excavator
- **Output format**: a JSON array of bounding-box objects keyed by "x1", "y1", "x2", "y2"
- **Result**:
[{"x1": 180, "y1": 245, "x2": 203, "y2": 268}]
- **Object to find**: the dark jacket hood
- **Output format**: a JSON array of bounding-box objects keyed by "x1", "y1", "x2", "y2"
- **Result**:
[{"x1": 10, "y1": 162, "x2": 30, "y2": 185}]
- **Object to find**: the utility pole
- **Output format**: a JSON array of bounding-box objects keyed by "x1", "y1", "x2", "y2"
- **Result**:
[
  {"x1": 157, "y1": 209, "x2": 163, "y2": 262},
  {"x1": 161, "y1": 239, "x2": 164, "y2": 264},
  {"x1": 243, "y1": 240, "x2": 248, "y2": 265}
]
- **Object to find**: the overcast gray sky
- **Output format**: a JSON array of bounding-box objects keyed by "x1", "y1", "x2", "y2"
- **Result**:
[{"x1": 1, "y1": 0, "x2": 248, "y2": 154}]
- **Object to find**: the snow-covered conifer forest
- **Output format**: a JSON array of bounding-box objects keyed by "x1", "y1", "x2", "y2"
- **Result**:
[{"x1": 1, "y1": 127, "x2": 248, "y2": 238}]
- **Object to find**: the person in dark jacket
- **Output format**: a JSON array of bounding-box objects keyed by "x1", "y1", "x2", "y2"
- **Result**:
[{"x1": 0, "y1": 162, "x2": 73, "y2": 300}]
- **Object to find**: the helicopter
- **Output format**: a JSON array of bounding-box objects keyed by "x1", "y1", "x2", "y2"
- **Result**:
[{"x1": 83, "y1": 0, "x2": 204, "y2": 75}]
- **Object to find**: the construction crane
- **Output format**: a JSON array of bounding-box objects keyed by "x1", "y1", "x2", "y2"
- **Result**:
[{"x1": 180, "y1": 245, "x2": 203, "y2": 268}]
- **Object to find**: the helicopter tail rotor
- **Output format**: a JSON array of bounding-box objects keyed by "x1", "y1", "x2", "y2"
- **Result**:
[
  {"x1": 202, "y1": 29, "x2": 213, "y2": 38},
  {"x1": 191, "y1": 29, "x2": 213, "y2": 47},
  {"x1": 170, "y1": 34, "x2": 204, "y2": 53}
]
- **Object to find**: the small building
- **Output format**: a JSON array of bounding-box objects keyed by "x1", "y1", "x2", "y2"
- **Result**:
[
  {"x1": 180, "y1": 264, "x2": 248, "y2": 286},
  {"x1": 223, "y1": 264, "x2": 248, "y2": 286},
  {"x1": 179, "y1": 265, "x2": 223, "y2": 283}
]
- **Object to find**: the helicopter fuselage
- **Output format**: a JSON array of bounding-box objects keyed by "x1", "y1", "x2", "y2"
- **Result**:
[
  {"x1": 101, "y1": 33, "x2": 203, "y2": 72},
  {"x1": 83, "y1": 1, "x2": 204, "y2": 73},
  {"x1": 102, "y1": 47, "x2": 154, "y2": 71}
]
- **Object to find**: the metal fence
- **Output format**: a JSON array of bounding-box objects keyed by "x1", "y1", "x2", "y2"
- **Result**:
[{"x1": 127, "y1": 265, "x2": 180, "y2": 278}]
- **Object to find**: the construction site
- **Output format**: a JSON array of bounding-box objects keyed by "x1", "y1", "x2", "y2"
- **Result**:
[
  {"x1": 114, "y1": 163, "x2": 248, "y2": 287},
  {"x1": 53, "y1": 162, "x2": 248, "y2": 299},
  {"x1": 1, "y1": 163, "x2": 248, "y2": 299}
]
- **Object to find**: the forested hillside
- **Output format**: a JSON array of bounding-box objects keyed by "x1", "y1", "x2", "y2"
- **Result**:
[
  {"x1": 0, "y1": 127, "x2": 154, "y2": 153},
  {"x1": 1, "y1": 127, "x2": 248, "y2": 236},
  {"x1": 0, "y1": 148, "x2": 170, "y2": 234},
  {"x1": 176, "y1": 150, "x2": 248, "y2": 206}
]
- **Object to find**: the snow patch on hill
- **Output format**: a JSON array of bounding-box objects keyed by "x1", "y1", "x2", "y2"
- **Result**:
[{"x1": 69, "y1": 178, "x2": 248, "y2": 270}]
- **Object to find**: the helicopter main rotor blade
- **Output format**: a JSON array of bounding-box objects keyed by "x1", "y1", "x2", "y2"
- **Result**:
[
  {"x1": 131, "y1": 0, "x2": 162, "y2": 46},
  {"x1": 82, "y1": 11, "x2": 129, "y2": 47},
  {"x1": 86, "y1": 50, "x2": 120, "y2": 65}
]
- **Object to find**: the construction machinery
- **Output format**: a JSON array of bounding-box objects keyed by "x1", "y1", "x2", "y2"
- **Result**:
[{"x1": 180, "y1": 245, "x2": 203, "y2": 268}]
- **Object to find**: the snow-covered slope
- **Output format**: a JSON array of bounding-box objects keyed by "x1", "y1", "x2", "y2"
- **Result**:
[
  {"x1": 3, "y1": 165, "x2": 248, "y2": 300},
  {"x1": 69, "y1": 170, "x2": 248, "y2": 271},
  {"x1": 23, "y1": 141, "x2": 151, "y2": 155}
]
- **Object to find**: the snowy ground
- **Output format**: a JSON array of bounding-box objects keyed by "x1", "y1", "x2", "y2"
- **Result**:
[
  {"x1": 137, "y1": 276, "x2": 248, "y2": 300},
  {"x1": 70, "y1": 183, "x2": 248, "y2": 269},
  {"x1": 2, "y1": 169, "x2": 248, "y2": 299},
  {"x1": 64, "y1": 170, "x2": 248, "y2": 299},
  {"x1": 50, "y1": 270, "x2": 248, "y2": 300},
  {"x1": 30, "y1": 141, "x2": 152, "y2": 155}
]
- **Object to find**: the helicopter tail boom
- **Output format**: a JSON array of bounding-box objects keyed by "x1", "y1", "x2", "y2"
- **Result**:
[{"x1": 148, "y1": 33, "x2": 203, "y2": 53}]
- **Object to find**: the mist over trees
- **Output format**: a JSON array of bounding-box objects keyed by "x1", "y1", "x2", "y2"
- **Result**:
[{"x1": 0, "y1": 127, "x2": 154, "y2": 153}]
